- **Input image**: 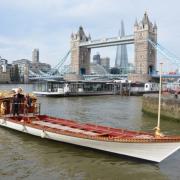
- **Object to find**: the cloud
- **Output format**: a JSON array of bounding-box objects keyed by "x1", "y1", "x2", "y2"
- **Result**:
[{"x1": 0, "y1": 0, "x2": 180, "y2": 71}]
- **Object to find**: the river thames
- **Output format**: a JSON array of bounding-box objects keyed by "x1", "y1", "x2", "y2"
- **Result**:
[{"x1": 0, "y1": 84, "x2": 180, "y2": 180}]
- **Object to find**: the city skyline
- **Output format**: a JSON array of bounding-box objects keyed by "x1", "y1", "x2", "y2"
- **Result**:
[{"x1": 0, "y1": 0, "x2": 180, "y2": 71}]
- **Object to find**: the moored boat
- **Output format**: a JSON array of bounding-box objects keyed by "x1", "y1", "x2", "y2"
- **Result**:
[
  {"x1": 32, "y1": 80, "x2": 129, "y2": 97},
  {"x1": 0, "y1": 90, "x2": 180, "y2": 163}
]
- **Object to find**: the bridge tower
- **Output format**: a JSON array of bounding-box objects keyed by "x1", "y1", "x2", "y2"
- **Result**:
[
  {"x1": 70, "y1": 26, "x2": 91, "y2": 77},
  {"x1": 129, "y1": 12, "x2": 157, "y2": 82}
]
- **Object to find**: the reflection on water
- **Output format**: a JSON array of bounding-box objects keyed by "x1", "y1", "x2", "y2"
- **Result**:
[{"x1": 0, "y1": 84, "x2": 180, "y2": 180}]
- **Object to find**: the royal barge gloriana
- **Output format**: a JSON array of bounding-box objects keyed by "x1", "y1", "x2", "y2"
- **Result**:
[{"x1": 0, "y1": 90, "x2": 180, "y2": 163}]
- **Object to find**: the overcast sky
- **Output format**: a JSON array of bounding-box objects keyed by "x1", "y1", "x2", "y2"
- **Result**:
[{"x1": 0, "y1": 0, "x2": 180, "y2": 71}]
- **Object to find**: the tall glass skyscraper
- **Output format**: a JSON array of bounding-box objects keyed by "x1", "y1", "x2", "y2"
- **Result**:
[{"x1": 115, "y1": 20, "x2": 128, "y2": 73}]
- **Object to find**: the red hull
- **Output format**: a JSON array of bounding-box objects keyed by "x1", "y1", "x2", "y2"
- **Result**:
[{"x1": 7, "y1": 115, "x2": 180, "y2": 143}]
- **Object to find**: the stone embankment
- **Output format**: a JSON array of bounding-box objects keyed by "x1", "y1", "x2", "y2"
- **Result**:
[{"x1": 142, "y1": 93, "x2": 180, "y2": 121}]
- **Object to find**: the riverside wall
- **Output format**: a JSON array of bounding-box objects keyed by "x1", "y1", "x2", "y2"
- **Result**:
[{"x1": 142, "y1": 94, "x2": 180, "y2": 121}]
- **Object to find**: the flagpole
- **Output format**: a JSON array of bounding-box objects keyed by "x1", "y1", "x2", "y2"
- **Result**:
[{"x1": 155, "y1": 63, "x2": 163, "y2": 137}]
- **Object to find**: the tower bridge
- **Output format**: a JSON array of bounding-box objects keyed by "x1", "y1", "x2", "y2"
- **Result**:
[
  {"x1": 70, "y1": 12, "x2": 157, "y2": 82},
  {"x1": 28, "y1": 12, "x2": 180, "y2": 82}
]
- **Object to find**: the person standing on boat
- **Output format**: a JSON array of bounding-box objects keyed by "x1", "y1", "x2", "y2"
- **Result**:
[
  {"x1": 24, "y1": 93, "x2": 32, "y2": 115},
  {"x1": 12, "y1": 94, "x2": 20, "y2": 116},
  {"x1": 12, "y1": 88, "x2": 24, "y2": 116}
]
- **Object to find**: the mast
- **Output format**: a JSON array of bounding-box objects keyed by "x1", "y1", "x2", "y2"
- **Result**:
[{"x1": 155, "y1": 63, "x2": 163, "y2": 137}]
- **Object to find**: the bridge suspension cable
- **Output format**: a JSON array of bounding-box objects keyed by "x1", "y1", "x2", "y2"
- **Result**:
[
  {"x1": 148, "y1": 39, "x2": 180, "y2": 67},
  {"x1": 28, "y1": 50, "x2": 71, "y2": 80},
  {"x1": 29, "y1": 70, "x2": 40, "y2": 77},
  {"x1": 50, "y1": 50, "x2": 71, "y2": 75}
]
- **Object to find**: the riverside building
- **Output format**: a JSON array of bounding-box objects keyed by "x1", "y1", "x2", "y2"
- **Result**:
[{"x1": 12, "y1": 49, "x2": 51, "y2": 83}]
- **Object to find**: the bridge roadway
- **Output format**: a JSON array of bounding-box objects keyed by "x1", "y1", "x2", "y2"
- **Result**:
[
  {"x1": 79, "y1": 35, "x2": 134, "y2": 48},
  {"x1": 29, "y1": 75, "x2": 63, "y2": 80},
  {"x1": 29, "y1": 74, "x2": 128, "y2": 81},
  {"x1": 84, "y1": 73, "x2": 180, "y2": 80},
  {"x1": 151, "y1": 74, "x2": 180, "y2": 78},
  {"x1": 83, "y1": 74, "x2": 128, "y2": 80},
  {"x1": 29, "y1": 74, "x2": 180, "y2": 81}
]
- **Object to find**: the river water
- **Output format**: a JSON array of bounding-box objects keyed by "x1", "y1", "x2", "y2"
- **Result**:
[{"x1": 0, "y1": 84, "x2": 180, "y2": 180}]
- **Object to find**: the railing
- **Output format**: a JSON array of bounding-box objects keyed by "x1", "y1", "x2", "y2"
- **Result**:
[{"x1": 0, "y1": 102, "x2": 41, "y2": 117}]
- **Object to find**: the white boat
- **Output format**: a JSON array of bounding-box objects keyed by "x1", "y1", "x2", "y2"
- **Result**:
[
  {"x1": 32, "y1": 80, "x2": 128, "y2": 97},
  {"x1": 0, "y1": 115, "x2": 180, "y2": 163},
  {"x1": 33, "y1": 80, "x2": 70, "y2": 96},
  {"x1": 0, "y1": 91, "x2": 180, "y2": 163}
]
